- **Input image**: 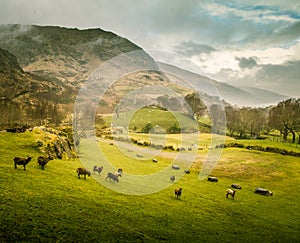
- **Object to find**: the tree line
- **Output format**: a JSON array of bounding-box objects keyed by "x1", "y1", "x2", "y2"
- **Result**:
[
  {"x1": 0, "y1": 92, "x2": 64, "y2": 129},
  {"x1": 224, "y1": 98, "x2": 300, "y2": 143},
  {"x1": 181, "y1": 92, "x2": 300, "y2": 144}
]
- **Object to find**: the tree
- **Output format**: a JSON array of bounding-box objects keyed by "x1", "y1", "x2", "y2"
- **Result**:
[
  {"x1": 209, "y1": 104, "x2": 226, "y2": 134},
  {"x1": 167, "y1": 123, "x2": 181, "y2": 134},
  {"x1": 184, "y1": 92, "x2": 206, "y2": 120},
  {"x1": 141, "y1": 122, "x2": 153, "y2": 133},
  {"x1": 225, "y1": 106, "x2": 267, "y2": 138},
  {"x1": 157, "y1": 95, "x2": 169, "y2": 109},
  {"x1": 269, "y1": 98, "x2": 300, "y2": 143},
  {"x1": 247, "y1": 108, "x2": 267, "y2": 138},
  {"x1": 225, "y1": 106, "x2": 239, "y2": 137}
]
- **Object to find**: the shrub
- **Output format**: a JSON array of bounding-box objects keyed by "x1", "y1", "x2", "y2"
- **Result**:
[
  {"x1": 167, "y1": 123, "x2": 181, "y2": 134},
  {"x1": 141, "y1": 122, "x2": 153, "y2": 133}
]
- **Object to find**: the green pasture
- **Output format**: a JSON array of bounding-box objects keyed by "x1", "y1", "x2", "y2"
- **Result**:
[
  {"x1": 0, "y1": 131, "x2": 299, "y2": 242},
  {"x1": 102, "y1": 107, "x2": 204, "y2": 132}
]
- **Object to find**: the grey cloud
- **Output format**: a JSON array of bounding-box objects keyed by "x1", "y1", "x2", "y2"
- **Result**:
[
  {"x1": 236, "y1": 56, "x2": 258, "y2": 69},
  {"x1": 174, "y1": 41, "x2": 216, "y2": 57},
  {"x1": 224, "y1": 60, "x2": 300, "y2": 97},
  {"x1": 0, "y1": 0, "x2": 298, "y2": 50},
  {"x1": 246, "y1": 21, "x2": 300, "y2": 48}
]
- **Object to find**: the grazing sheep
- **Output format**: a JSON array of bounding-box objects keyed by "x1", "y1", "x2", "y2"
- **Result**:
[
  {"x1": 152, "y1": 158, "x2": 158, "y2": 163},
  {"x1": 172, "y1": 165, "x2": 180, "y2": 170},
  {"x1": 175, "y1": 188, "x2": 182, "y2": 199},
  {"x1": 14, "y1": 156, "x2": 32, "y2": 171},
  {"x1": 226, "y1": 189, "x2": 236, "y2": 199},
  {"x1": 255, "y1": 187, "x2": 273, "y2": 196},
  {"x1": 231, "y1": 183, "x2": 242, "y2": 189},
  {"x1": 76, "y1": 168, "x2": 91, "y2": 179},
  {"x1": 37, "y1": 156, "x2": 53, "y2": 170},
  {"x1": 184, "y1": 169, "x2": 190, "y2": 174},
  {"x1": 208, "y1": 176, "x2": 218, "y2": 182},
  {"x1": 170, "y1": 175, "x2": 175, "y2": 183},
  {"x1": 93, "y1": 165, "x2": 103, "y2": 175},
  {"x1": 113, "y1": 168, "x2": 123, "y2": 177},
  {"x1": 106, "y1": 172, "x2": 120, "y2": 183}
]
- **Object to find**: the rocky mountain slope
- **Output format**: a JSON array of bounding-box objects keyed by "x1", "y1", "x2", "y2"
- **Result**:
[
  {"x1": 0, "y1": 25, "x2": 143, "y2": 87},
  {"x1": 0, "y1": 47, "x2": 65, "y2": 126}
]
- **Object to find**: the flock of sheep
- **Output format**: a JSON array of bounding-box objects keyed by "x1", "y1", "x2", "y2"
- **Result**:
[
  {"x1": 206, "y1": 176, "x2": 273, "y2": 198},
  {"x1": 13, "y1": 156, "x2": 273, "y2": 198},
  {"x1": 76, "y1": 166, "x2": 123, "y2": 183}
]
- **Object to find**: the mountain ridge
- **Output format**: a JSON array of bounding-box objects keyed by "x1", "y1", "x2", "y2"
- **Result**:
[
  {"x1": 0, "y1": 24, "x2": 143, "y2": 87},
  {"x1": 156, "y1": 62, "x2": 289, "y2": 107}
]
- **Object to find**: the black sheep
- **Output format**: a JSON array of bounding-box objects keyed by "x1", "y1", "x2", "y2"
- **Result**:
[
  {"x1": 76, "y1": 168, "x2": 91, "y2": 179},
  {"x1": 14, "y1": 156, "x2": 32, "y2": 171},
  {"x1": 208, "y1": 176, "x2": 218, "y2": 182},
  {"x1": 175, "y1": 188, "x2": 182, "y2": 199},
  {"x1": 37, "y1": 156, "x2": 53, "y2": 170},
  {"x1": 255, "y1": 187, "x2": 273, "y2": 196}
]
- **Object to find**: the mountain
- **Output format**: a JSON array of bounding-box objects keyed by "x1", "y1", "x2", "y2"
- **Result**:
[
  {"x1": 0, "y1": 47, "x2": 61, "y2": 102},
  {"x1": 0, "y1": 24, "x2": 143, "y2": 87},
  {"x1": 156, "y1": 62, "x2": 289, "y2": 107},
  {"x1": 0, "y1": 25, "x2": 165, "y2": 126},
  {"x1": 0, "y1": 47, "x2": 66, "y2": 126},
  {"x1": 236, "y1": 86, "x2": 289, "y2": 106},
  {"x1": 0, "y1": 24, "x2": 290, "y2": 124}
]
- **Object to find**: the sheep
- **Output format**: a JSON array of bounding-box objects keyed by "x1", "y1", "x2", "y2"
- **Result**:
[
  {"x1": 231, "y1": 183, "x2": 242, "y2": 189},
  {"x1": 184, "y1": 169, "x2": 190, "y2": 174},
  {"x1": 117, "y1": 168, "x2": 123, "y2": 175},
  {"x1": 14, "y1": 156, "x2": 32, "y2": 171},
  {"x1": 208, "y1": 176, "x2": 218, "y2": 182},
  {"x1": 106, "y1": 172, "x2": 120, "y2": 183},
  {"x1": 76, "y1": 168, "x2": 91, "y2": 179},
  {"x1": 37, "y1": 156, "x2": 53, "y2": 170},
  {"x1": 93, "y1": 165, "x2": 103, "y2": 175},
  {"x1": 112, "y1": 168, "x2": 123, "y2": 177},
  {"x1": 172, "y1": 165, "x2": 180, "y2": 170},
  {"x1": 175, "y1": 188, "x2": 182, "y2": 199},
  {"x1": 152, "y1": 158, "x2": 158, "y2": 163},
  {"x1": 226, "y1": 189, "x2": 236, "y2": 199},
  {"x1": 255, "y1": 187, "x2": 273, "y2": 196},
  {"x1": 170, "y1": 175, "x2": 175, "y2": 183}
]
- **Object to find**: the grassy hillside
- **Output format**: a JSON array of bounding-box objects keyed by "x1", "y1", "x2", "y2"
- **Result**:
[
  {"x1": 102, "y1": 107, "x2": 210, "y2": 133},
  {"x1": 0, "y1": 131, "x2": 299, "y2": 242}
]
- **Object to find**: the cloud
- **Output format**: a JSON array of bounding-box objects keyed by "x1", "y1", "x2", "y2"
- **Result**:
[
  {"x1": 241, "y1": 60, "x2": 300, "y2": 97},
  {"x1": 204, "y1": 1, "x2": 300, "y2": 24},
  {"x1": 236, "y1": 57, "x2": 257, "y2": 69},
  {"x1": 0, "y1": 0, "x2": 299, "y2": 98},
  {"x1": 174, "y1": 41, "x2": 216, "y2": 57}
]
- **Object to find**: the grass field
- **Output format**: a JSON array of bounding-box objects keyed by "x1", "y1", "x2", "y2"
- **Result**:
[
  {"x1": 102, "y1": 107, "x2": 206, "y2": 133},
  {"x1": 0, "y1": 130, "x2": 299, "y2": 242}
]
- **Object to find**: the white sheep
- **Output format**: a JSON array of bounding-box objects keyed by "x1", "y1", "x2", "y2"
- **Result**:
[{"x1": 226, "y1": 189, "x2": 236, "y2": 199}]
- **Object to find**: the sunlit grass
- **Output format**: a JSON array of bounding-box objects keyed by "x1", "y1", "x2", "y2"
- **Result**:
[{"x1": 0, "y1": 131, "x2": 299, "y2": 242}]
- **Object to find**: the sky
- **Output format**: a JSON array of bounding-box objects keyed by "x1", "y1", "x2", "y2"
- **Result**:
[{"x1": 0, "y1": 0, "x2": 299, "y2": 97}]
